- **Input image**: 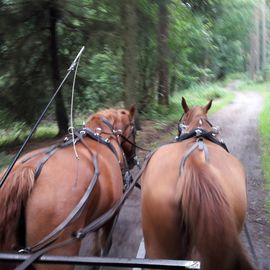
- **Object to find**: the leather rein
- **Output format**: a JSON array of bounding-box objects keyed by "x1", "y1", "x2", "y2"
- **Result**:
[{"x1": 15, "y1": 116, "x2": 143, "y2": 269}]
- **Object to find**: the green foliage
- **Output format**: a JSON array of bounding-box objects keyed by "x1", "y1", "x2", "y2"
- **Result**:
[
  {"x1": 0, "y1": 151, "x2": 13, "y2": 170},
  {"x1": 256, "y1": 83, "x2": 270, "y2": 207},
  {"x1": 0, "y1": 0, "x2": 261, "y2": 140},
  {"x1": 78, "y1": 48, "x2": 123, "y2": 112},
  {"x1": 0, "y1": 123, "x2": 58, "y2": 149},
  {"x1": 238, "y1": 80, "x2": 270, "y2": 208},
  {"x1": 143, "y1": 82, "x2": 233, "y2": 126}
]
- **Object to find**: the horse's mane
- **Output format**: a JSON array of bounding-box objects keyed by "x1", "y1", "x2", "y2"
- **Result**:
[{"x1": 85, "y1": 108, "x2": 118, "y2": 128}]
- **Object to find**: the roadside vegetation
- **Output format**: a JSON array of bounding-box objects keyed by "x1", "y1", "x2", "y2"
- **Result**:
[
  {"x1": 239, "y1": 81, "x2": 270, "y2": 208},
  {"x1": 0, "y1": 81, "x2": 233, "y2": 170}
]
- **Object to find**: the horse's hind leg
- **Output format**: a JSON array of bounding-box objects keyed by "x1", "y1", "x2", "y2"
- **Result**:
[
  {"x1": 142, "y1": 197, "x2": 190, "y2": 260},
  {"x1": 99, "y1": 217, "x2": 118, "y2": 256}
]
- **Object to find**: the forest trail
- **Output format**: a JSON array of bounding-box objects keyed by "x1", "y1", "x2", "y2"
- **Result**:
[
  {"x1": 103, "y1": 85, "x2": 270, "y2": 270},
  {"x1": 210, "y1": 88, "x2": 270, "y2": 270},
  {"x1": 1, "y1": 82, "x2": 269, "y2": 270}
]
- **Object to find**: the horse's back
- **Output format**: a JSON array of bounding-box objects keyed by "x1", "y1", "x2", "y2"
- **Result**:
[
  {"x1": 141, "y1": 140, "x2": 248, "y2": 264},
  {"x1": 25, "y1": 142, "x2": 123, "y2": 248},
  {"x1": 141, "y1": 142, "x2": 192, "y2": 258}
]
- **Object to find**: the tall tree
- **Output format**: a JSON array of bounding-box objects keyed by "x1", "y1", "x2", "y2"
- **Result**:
[
  {"x1": 261, "y1": 0, "x2": 267, "y2": 79},
  {"x1": 249, "y1": 6, "x2": 261, "y2": 79},
  {"x1": 0, "y1": 0, "x2": 117, "y2": 132},
  {"x1": 121, "y1": 0, "x2": 139, "y2": 108},
  {"x1": 48, "y1": 3, "x2": 68, "y2": 135},
  {"x1": 157, "y1": 0, "x2": 169, "y2": 105}
]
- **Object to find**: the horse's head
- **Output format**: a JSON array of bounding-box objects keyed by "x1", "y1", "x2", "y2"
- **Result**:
[
  {"x1": 114, "y1": 105, "x2": 137, "y2": 168},
  {"x1": 178, "y1": 97, "x2": 213, "y2": 135},
  {"x1": 85, "y1": 106, "x2": 137, "y2": 169}
]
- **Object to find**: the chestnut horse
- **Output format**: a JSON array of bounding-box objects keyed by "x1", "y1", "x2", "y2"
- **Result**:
[
  {"x1": 141, "y1": 98, "x2": 255, "y2": 270},
  {"x1": 0, "y1": 106, "x2": 136, "y2": 270}
]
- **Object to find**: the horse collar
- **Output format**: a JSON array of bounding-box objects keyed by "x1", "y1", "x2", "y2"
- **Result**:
[{"x1": 175, "y1": 127, "x2": 229, "y2": 153}]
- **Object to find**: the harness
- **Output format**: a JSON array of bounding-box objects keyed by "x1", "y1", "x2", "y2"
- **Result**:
[
  {"x1": 16, "y1": 150, "x2": 154, "y2": 270},
  {"x1": 22, "y1": 119, "x2": 132, "y2": 186},
  {"x1": 175, "y1": 127, "x2": 229, "y2": 176},
  {"x1": 17, "y1": 117, "x2": 135, "y2": 257},
  {"x1": 175, "y1": 121, "x2": 258, "y2": 266}
]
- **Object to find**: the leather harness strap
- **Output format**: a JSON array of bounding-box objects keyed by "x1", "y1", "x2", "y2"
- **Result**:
[
  {"x1": 21, "y1": 125, "x2": 122, "y2": 180},
  {"x1": 176, "y1": 127, "x2": 229, "y2": 152},
  {"x1": 15, "y1": 151, "x2": 155, "y2": 270},
  {"x1": 179, "y1": 138, "x2": 209, "y2": 176},
  {"x1": 176, "y1": 128, "x2": 229, "y2": 175},
  {"x1": 20, "y1": 135, "x2": 100, "y2": 254}
]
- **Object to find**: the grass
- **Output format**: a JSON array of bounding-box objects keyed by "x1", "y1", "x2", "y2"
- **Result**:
[
  {"x1": 143, "y1": 82, "x2": 234, "y2": 129},
  {"x1": 257, "y1": 85, "x2": 270, "y2": 208},
  {"x1": 0, "y1": 124, "x2": 58, "y2": 170},
  {"x1": 138, "y1": 81, "x2": 235, "y2": 149},
  {"x1": 0, "y1": 124, "x2": 58, "y2": 148}
]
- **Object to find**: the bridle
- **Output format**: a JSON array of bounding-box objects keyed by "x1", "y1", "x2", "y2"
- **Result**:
[
  {"x1": 97, "y1": 116, "x2": 137, "y2": 169},
  {"x1": 98, "y1": 116, "x2": 150, "y2": 168}
]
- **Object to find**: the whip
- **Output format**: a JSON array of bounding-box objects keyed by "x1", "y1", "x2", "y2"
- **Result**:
[{"x1": 0, "y1": 46, "x2": 85, "y2": 188}]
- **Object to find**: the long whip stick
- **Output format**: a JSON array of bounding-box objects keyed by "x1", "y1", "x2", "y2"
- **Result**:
[{"x1": 0, "y1": 46, "x2": 85, "y2": 188}]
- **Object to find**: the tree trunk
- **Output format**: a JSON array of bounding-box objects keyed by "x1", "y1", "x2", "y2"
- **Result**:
[
  {"x1": 157, "y1": 0, "x2": 169, "y2": 106},
  {"x1": 122, "y1": 0, "x2": 140, "y2": 128},
  {"x1": 249, "y1": 7, "x2": 260, "y2": 80},
  {"x1": 49, "y1": 4, "x2": 68, "y2": 135},
  {"x1": 122, "y1": 0, "x2": 139, "y2": 107},
  {"x1": 261, "y1": 0, "x2": 266, "y2": 79}
]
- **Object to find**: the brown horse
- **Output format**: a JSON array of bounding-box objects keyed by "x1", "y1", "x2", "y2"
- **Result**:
[
  {"x1": 141, "y1": 98, "x2": 255, "y2": 270},
  {"x1": 0, "y1": 106, "x2": 136, "y2": 270}
]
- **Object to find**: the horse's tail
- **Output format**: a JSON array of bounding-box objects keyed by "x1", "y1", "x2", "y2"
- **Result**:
[
  {"x1": 178, "y1": 156, "x2": 255, "y2": 270},
  {"x1": 0, "y1": 166, "x2": 35, "y2": 250}
]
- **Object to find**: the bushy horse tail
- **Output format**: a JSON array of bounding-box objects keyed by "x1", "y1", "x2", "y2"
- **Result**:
[
  {"x1": 0, "y1": 166, "x2": 35, "y2": 250},
  {"x1": 178, "y1": 156, "x2": 255, "y2": 270}
]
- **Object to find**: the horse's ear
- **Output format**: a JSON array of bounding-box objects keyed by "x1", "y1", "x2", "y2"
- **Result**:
[
  {"x1": 181, "y1": 97, "x2": 189, "y2": 113},
  {"x1": 129, "y1": 104, "x2": 136, "y2": 119},
  {"x1": 204, "y1": 99, "x2": 213, "y2": 113}
]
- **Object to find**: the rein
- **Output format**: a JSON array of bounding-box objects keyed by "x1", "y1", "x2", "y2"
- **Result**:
[
  {"x1": 99, "y1": 116, "x2": 150, "y2": 152},
  {"x1": 16, "y1": 117, "x2": 136, "y2": 254},
  {"x1": 15, "y1": 152, "x2": 155, "y2": 270}
]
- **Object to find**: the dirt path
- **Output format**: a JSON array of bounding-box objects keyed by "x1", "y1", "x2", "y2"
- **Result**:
[
  {"x1": 3, "y1": 84, "x2": 269, "y2": 269},
  {"x1": 209, "y1": 90, "x2": 270, "y2": 270},
  {"x1": 104, "y1": 86, "x2": 270, "y2": 270}
]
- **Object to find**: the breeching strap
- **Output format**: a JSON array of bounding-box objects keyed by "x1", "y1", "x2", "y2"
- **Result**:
[{"x1": 15, "y1": 151, "x2": 155, "y2": 270}]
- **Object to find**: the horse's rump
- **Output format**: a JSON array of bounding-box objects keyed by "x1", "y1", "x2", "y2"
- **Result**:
[
  {"x1": 141, "y1": 97, "x2": 255, "y2": 270},
  {"x1": 0, "y1": 106, "x2": 137, "y2": 270},
  {"x1": 178, "y1": 152, "x2": 246, "y2": 269}
]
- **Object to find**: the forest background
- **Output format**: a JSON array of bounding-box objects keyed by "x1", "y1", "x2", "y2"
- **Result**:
[{"x1": 0, "y1": 0, "x2": 268, "y2": 143}]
